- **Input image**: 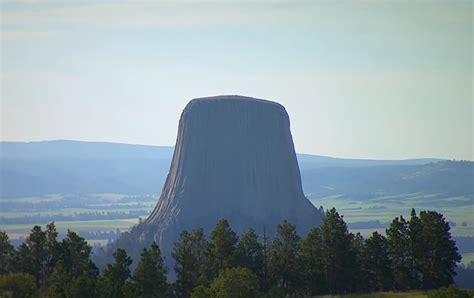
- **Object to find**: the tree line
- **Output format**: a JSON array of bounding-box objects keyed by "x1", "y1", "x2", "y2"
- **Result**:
[{"x1": 0, "y1": 208, "x2": 462, "y2": 297}]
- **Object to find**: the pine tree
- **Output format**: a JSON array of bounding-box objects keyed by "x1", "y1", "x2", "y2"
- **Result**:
[
  {"x1": 133, "y1": 242, "x2": 168, "y2": 297},
  {"x1": 361, "y1": 232, "x2": 392, "y2": 292},
  {"x1": 173, "y1": 230, "x2": 199, "y2": 298},
  {"x1": 25, "y1": 225, "x2": 48, "y2": 286},
  {"x1": 299, "y1": 227, "x2": 325, "y2": 295},
  {"x1": 418, "y1": 210, "x2": 461, "y2": 289},
  {"x1": 173, "y1": 228, "x2": 211, "y2": 296},
  {"x1": 45, "y1": 222, "x2": 61, "y2": 267},
  {"x1": 408, "y1": 208, "x2": 423, "y2": 289},
  {"x1": 209, "y1": 219, "x2": 238, "y2": 275},
  {"x1": 349, "y1": 232, "x2": 364, "y2": 292},
  {"x1": 269, "y1": 220, "x2": 301, "y2": 294},
  {"x1": 99, "y1": 248, "x2": 133, "y2": 298},
  {"x1": 0, "y1": 231, "x2": 15, "y2": 274},
  {"x1": 320, "y1": 208, "x2": 354, "y2": 294},
  {"x1": 57, "y1": 230, "x2": 98, "y2": 296},
  {"x1": 61, "y1": 230, "x2": 98, "y2": 279},
  {"x1": 13, "y1": 243, "x2": 32, "y2": 274},
  {"x1": 236, "y1": 228, "x2": 264, "y2": 284},
  {"x1": 386, "y1": 216, "x2": 411, "y2": 290},
  {"x1": 45, "y1": 260, "x2": 69, "y2": 298}
]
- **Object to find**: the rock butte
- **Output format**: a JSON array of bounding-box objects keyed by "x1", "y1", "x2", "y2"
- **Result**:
[{"x1": 103, "y1": 95, "x2": 323, "y2": 270}]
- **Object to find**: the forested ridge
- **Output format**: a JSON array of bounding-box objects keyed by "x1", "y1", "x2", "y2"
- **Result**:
[{"x1": 0, "y1": 208, "x2": 468, "y2": 297}]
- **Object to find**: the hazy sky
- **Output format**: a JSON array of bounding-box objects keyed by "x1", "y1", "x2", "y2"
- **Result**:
[{"x1": 1, "y1": 1, "x2": 472, "y2": 160}]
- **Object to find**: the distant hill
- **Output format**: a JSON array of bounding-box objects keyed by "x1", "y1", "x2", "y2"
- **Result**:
[
  {"x1": 301, "y1": 160, "x2": 474, "y2": 200},
  {"x1": 1, "y1": 140, "x2": 469, "y2": 199}
]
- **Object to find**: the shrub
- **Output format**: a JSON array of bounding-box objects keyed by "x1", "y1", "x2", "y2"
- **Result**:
[
  {"x1": 0, "y1": 273, "x2": 37, "y2": 298},
  {"x1": 428, "y1": 285, "x2": 471, "y2": 298}
]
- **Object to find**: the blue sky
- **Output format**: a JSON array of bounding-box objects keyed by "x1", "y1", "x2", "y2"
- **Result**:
[{"x1": 1, "y1": 1, "x2": 472, "y2": 160}]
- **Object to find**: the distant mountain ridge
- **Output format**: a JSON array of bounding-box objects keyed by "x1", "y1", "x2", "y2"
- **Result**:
[
  {"x1": 1, "y1": 140, "x2": 442, "y2": 165},
  {"x1": 1, "y1": 140, "x2": 469, "y2": 199}
]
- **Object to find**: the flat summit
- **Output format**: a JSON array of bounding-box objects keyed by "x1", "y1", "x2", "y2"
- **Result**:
[{"x1": 105, "y1": 95, "x2": 323, "y2": 268}]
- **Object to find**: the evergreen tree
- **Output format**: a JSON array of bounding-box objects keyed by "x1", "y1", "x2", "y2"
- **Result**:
[
  {"x1": 66, "y1": 273, "x2": 98, "y2": 298},
  {"x1": 133, "y1": 242, "x2": 168, "y2": 297},
  {"x1": 0, "y1": 231, "x2": 15, "y2": 274},
  {"x1": 56, "y1": 230, "x2": 98, "y2": 297},
  {"x1": 349, "y1": 232, "x2": 364, "y2": 292},
  {"x1": 299, "y1": 227, "x2": 325, "y2": 295},
  {"x1": 98, "y1": 248, "x2": 133, "y2": 298},
  {"x1": 45, "y1": 222, "x2": 62, "y2": 277},
  {"x1": 61, "y1": 230, "x2": 98, "y2": 279},
  {"x1": 320, "y1": 208, "x2": 355, "y2": 294},
  {"x1": 209, "y1": 219, "x2": 238, "y2": 275},
  {"x1": 408, "y1": 208, "x2": 423, "y2": 289},
  {"x1": 173, "y1": 230, "x2": 199, "y2": 298},
  {"x1": 45, "y1": 261, "x2": 68, "y2": 298},
  {"x1": 269, "y1": 220, "x2": 301, "y2": 294},
  {"x1": 386, "y1": 216, "x2": 411, "y2": 290},
  {"x1": 12, "y1": 243, "x2": 32, "y2": 275},
  {"x1": 192, "y1": 228, "x2": 213, "y2": 286},
  {"x1": 361, "y1": 232, "x2": 392, "y2": 292},
  {"x1": 25, "y1": 225, "x2": 48, "y2": 286},
  {"x1": 418, "y1": 210, "x2": 461, "y2": 289},
  {"x1": 236, "y1": 228, "x2": 264, "y2": 284}
]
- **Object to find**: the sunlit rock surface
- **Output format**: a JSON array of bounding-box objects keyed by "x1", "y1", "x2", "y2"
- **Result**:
[
  {"x1": 146, "y1": 95, "x2": 322, "y2": 235},
  {"x1": 101, "y1": 95, "x2": 323, "y2": 271}
]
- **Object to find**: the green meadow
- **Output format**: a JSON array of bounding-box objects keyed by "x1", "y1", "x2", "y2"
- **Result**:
[{"x1": 1, "y1": 192, "x2": 472, "y2": 264}]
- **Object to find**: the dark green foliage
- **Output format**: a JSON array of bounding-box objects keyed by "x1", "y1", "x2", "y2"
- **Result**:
[
  {"x1": 298, "y1": 227, "x2": 325, "y2": 295},
  {"x1": 361, "y1": 232, "x2": 392, "y2": 292},
  {"x1": 190, "y1": 285, "x2": 211, "y2": 298},
  {"x1": 46, "y1": 230, "x2": 98, "y2": 297},
  {"x1": 191, "y1": 267, "x2": 261, "y2": 298},
  {"x1": 0, "y1": 273, "x2": 37, "y2": 298},
  {"x1": 45, "y1": 261, "x2": 68, "y2": 297},
  {"x1": 173, "y1": 230, "x2": 200, "y2": 298},
  {"x1": 0, "y1": 231, "x2": 15, "y2": 274},
  {"x1": 13, "y1": 243, "x2": 32, "y2": 274},
  {"x1": 133, "y1": 242, "x2": 168, "y2": 297},
  {"x1": 321, "y1": 208, "x2": 355, "y2": 294},
  {"x1": 173, "y1": 228, "x2": 211, "y2": 297},
  {"x1": 386, "y1": 215, "x2": 412, "y2": 290},
  {"x1": 418, "y1": 210, "x2": 461, "y2": 289},
  {"x1": 61, "y1": 230, "x2": 98, "y2": 279},
  {"x1": 9, "y1": 223, "x2": 63, "y2": 288},
  {"x1": 408, "y1": 208, "x2": 423, "y2": 289},
  {"x1": 190, "y1": 228, "x2": 210, "y2": 285},
  {"x1": 269, "y1": 220, "x2": 301, "y2": 294},
  {"x1": 98, "y1": 248, "x2": 132, "y2": 298},
  {"x1": 209, "y1": 219, "x2": 238, "y2": 275},
  {"x1": 387, "y1": 210, "x2": 461, "y2": 291},
  {"x1": 236, "y1": 228, "x2": 264, "y2": 284},
  {"x1": 209, "y1": 267, "x2": 261, "y2": 298},
  {"x1": 66, "y1": 273, "x2": 98, "y2": 298},
  {"x1": 428, "y1": 284, "x2": 472, "y2": 298},
  {"x1": 350, "y1": 232, "x2": 365, "y2": 292},
  {"x1": 1, "y1": 209, "x2": 463, "y2": 297},
  {"x1": 25, "y1": 225, "x2": 49, "y2": 286}
]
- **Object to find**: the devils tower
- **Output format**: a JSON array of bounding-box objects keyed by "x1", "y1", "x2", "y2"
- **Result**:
[{"x1": 100, "y1": 95, "x2": 323, "y2": 268}]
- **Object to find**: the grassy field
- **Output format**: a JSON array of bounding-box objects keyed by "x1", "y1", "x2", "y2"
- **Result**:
[
  {"x1": 2, "y1": 219, "x2": 139, "y2": 233},
  {"x1": 1, "y1": 192, "x2": 473, "y2": 255},
  {"x1": 309, "y1": 193, "x2": 474, "y2": 237},
  {"x1": 461, "y1": 253, "x2": 474, "y2": 266}
]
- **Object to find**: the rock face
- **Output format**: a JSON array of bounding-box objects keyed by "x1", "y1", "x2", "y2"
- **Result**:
[
  {"x1": 146, "y1": 95, "x2": 322, "y2": 238},
  {"x1": 100, "y1": 95, "x2": 323, "y2": 270}
]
